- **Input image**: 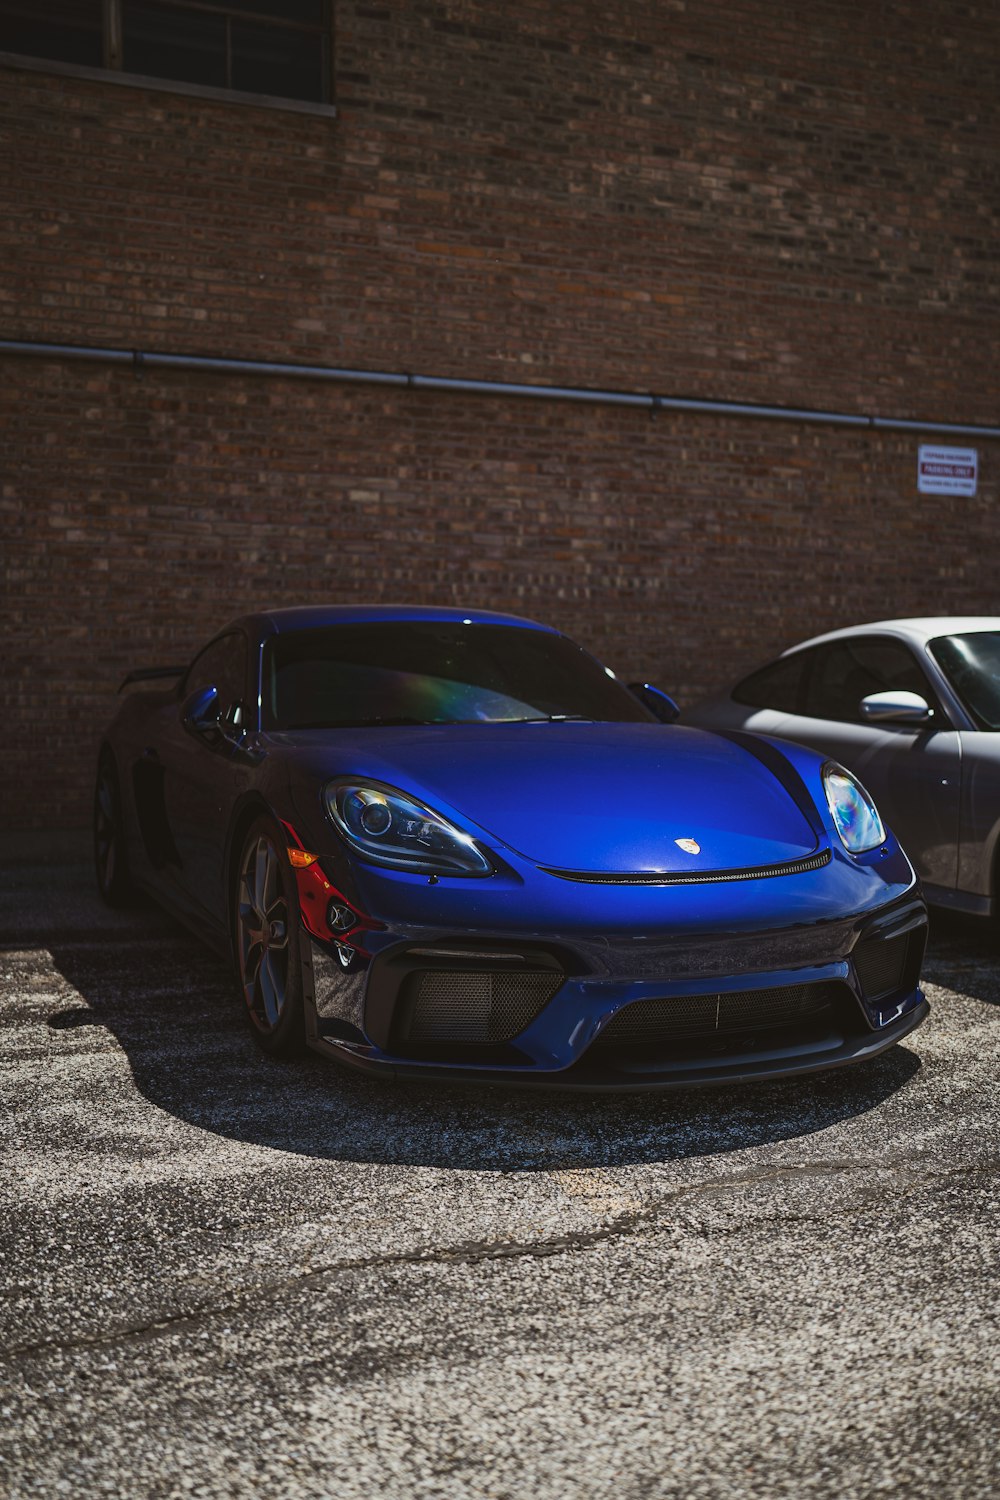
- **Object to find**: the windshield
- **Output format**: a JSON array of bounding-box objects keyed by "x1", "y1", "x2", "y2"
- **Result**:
[
  {"x1": 929, "y1": 632, "x2": 1000, "y2": 730},
  {"x1": 262, "y1": 622, "x2": 654, "y2": 730}
]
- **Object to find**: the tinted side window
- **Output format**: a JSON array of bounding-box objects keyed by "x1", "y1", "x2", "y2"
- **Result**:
[
  {"x1": 732, "y1": 652, "x2": 809, "y2": 713},
  {"x1": 802, "y1": 637, "x2": 940, "y2": 723},
  {"x1": 929, "y1": 632, "x2": 1000, "y2": 730},
  {"x1": 184, "y1": 633, "x2": 248, "y2": 718}
]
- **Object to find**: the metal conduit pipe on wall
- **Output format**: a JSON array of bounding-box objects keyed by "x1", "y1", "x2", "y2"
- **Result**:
[{"x1": 1, "y1": 337, "x2": 998, "y2": 440}]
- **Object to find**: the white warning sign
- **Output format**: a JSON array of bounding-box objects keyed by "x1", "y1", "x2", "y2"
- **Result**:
[{"x1": 918, "y1": 446, "x2": 978, "y2": 497}]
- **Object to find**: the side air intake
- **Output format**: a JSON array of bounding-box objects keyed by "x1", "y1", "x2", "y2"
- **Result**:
[{"x1": 395, "y1": 968, "x2": 562, "y2": 1054}]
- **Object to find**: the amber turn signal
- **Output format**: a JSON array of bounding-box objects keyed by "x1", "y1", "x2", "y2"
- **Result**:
[{"x1": 287, "y1": 847, "x2": 320, "y2": 868}]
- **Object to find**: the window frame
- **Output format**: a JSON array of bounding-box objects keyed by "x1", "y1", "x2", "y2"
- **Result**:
[{"x1": 0, "y1": 0, "x2": 336, "y2": 118}]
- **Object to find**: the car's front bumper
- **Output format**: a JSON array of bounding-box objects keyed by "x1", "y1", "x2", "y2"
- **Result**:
[
  {"x1": 304, "y1": 995, "x2": 929, "y2": 1090},
  {"x1": 297, "y1": 876, "x2": 929, "y2": 1090}
]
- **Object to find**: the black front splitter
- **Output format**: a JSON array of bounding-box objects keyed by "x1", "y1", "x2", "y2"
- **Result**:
[{"x1": 306, "y1": 998, "x2": 929, "y2": 1093}]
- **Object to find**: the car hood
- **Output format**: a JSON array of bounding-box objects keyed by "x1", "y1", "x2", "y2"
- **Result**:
[{"x1": 275, "y1": 722, "x2": 821, "y2": 874}]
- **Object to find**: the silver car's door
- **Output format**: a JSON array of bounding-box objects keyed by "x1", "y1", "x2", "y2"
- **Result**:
[{"x1": 757, "y1": 636, "x2": 962, "y2": 891}]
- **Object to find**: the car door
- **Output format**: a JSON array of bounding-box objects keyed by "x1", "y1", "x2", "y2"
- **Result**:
[
  {"x1": 754, "y1": 636, "x2": 962, "y2": 891},
  {"x1": 156, "y1": 631, "x2": 252, "y2": 926}
]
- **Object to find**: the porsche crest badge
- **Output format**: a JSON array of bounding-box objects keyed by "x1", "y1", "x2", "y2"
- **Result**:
[{"x1": 674, "y1": 838, "x2": 701, "y2": 855}]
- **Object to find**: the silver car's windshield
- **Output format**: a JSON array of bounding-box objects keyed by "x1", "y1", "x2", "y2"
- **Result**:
[{"x1": 929, "y1": 632, "x2": 1000, "y2": 731}]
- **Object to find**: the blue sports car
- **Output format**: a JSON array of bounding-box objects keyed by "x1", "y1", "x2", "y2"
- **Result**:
[{"x1": 94, "y1": 607, "x2": 928, "y2": 1089}]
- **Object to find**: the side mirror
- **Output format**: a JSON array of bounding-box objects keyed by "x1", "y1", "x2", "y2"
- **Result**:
[
  {"x1": 181, "y1": 684, "x2": 222, "y2": 741},
  {"x1": 859, "y1": 690, "x2": 934, "y2": 726},
  {"x1": 628, "y1": 682, "x2": 681, "y2": 724}
]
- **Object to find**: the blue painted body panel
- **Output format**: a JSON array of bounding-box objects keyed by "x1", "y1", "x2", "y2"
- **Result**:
[
  {"x1": 101, "y1": 604, "x2": 928, "y2": 1089},
  {"x1": 307, "y1": 824, "x2": 921, "y2": 1064},
  {"x1": 279, "y1": 722, "x2": 819, "y2": 873},
  {"x1": 343, "y1": 837, "x2": 914, "y2": 940}
]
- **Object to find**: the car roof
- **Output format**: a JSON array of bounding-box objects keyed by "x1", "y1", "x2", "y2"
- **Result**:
[
  {"x1": 780, "y1": 617, "x2": 1000, "y2": 655},
  {"x1": 228, "y1": 605, "x2": 556, "y2": 639}
]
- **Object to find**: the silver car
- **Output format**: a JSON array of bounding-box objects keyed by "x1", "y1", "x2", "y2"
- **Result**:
[{"x1": 685, "y1": 618, "x2": 1000, "y2": 920}]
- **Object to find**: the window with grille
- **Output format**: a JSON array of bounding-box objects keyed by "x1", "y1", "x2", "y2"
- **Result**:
[{"x1": 0, "y1": 1, "x2": 332, "y2": 110}]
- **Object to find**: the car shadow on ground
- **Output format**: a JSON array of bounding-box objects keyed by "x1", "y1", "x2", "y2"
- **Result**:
[{"x1": 24, "y1": 900, "x2": 929, "y2": 1173}]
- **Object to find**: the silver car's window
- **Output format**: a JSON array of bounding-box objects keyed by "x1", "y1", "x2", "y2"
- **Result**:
[
  {"x1": 929, "y1": 632, "x2": 1000, "y2": 730},
  {"x1": 734, "y1": 637, "x2": 942, "y2": 723},
  {"x1": 731, "y1": 650, "x2": 811, "y2": 712},
  {"x1": 801, "y1": 637, "x2": 942, "y2": 723}
]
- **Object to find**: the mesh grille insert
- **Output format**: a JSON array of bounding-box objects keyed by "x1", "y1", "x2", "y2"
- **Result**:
[
  {"x1": 853, "y1": 932, "x2": 911, "y2": 1001},
  {"x1": 402, "y1": 969, "x2": 562, "y2": 1045},
  {"x1": 591, "y1": 982, "x2": 844, "y2": 1056}
]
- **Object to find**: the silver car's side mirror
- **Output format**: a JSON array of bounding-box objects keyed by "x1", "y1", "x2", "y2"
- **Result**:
[{"x1": 859, "y1": 690, "x2": 934, "y2": 726}]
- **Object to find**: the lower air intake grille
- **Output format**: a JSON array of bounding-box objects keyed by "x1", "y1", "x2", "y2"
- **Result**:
[
  {"x1": 591, "y1": 981, "x2": 844, "y2": 1057},
  {"x1": 402, "y1": 969, "x2": 562, "y2": 1046},
  {"x1": 853, "y1": 931, "x2": 915, "y2": 1001}
]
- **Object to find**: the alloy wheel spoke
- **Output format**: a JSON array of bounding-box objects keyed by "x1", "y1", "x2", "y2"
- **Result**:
[
  {"x1": 264, "y1": 894, "x2": 285, "y2": 922},
  {"x1": 254, "y1": 840, "x2": 272, "y2": 915},
  {"x1": 262, "y1": 844, "x2": 278, "y2": 914},
  {"x1": 259, "y1": 951, "x2": 283, "y2": 1028},
  {"x1": 244, "y1": 939, "x2": 264, "y2": 994},
  {"x1": 238, "y1": 831, "x2": 293, "y2": 1033}
]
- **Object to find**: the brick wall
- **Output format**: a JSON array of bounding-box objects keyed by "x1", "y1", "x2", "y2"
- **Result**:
[
  {"x1": 4, "y1": 358, "x2": 996, "y2": 830},
  {"x1": 2, "y1": 1, "x2": 999, "y2": 829}
]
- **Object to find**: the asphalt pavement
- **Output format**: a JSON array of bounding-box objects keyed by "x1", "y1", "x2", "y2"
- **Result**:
[{"x1": 1, "y1": 853, "x2": 998, "y2": 1499}]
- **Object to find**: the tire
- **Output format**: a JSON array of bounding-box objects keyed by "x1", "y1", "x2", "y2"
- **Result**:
[
  {"x1": 94, "y1": 753, "x2": 134, "y2": 907},
  {"x1": 233, "y1": 815, "x2": 305, "y2": 1056}
]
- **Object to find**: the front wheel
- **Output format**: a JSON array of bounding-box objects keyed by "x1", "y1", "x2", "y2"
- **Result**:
[{"x1": 233, "y1": 816, "x2": 305, "y2": 1055}]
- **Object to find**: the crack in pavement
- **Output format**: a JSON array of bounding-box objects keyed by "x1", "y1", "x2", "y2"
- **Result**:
[{"x1": 4, "y1": 1155, "x2": 997, "y2": 1364}]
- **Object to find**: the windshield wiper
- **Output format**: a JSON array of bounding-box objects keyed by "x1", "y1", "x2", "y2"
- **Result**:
[
  {"x1": 284, "y1": 714, "x2": 601, "y2": 729},
  {"x1": 516, "y1": 714, "x2": 597, "y2": 723},
  {"x1": 285, "y1": 716, "x2": 437, "y2": 729}
]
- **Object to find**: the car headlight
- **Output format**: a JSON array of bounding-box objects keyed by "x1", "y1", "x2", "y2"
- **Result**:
[
  {"x1": 325, "y1": 780, "x2": 493, "y2": 876},
  {"x1": 822, "y1": 763, "x2": 886, "y2": 853}
]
